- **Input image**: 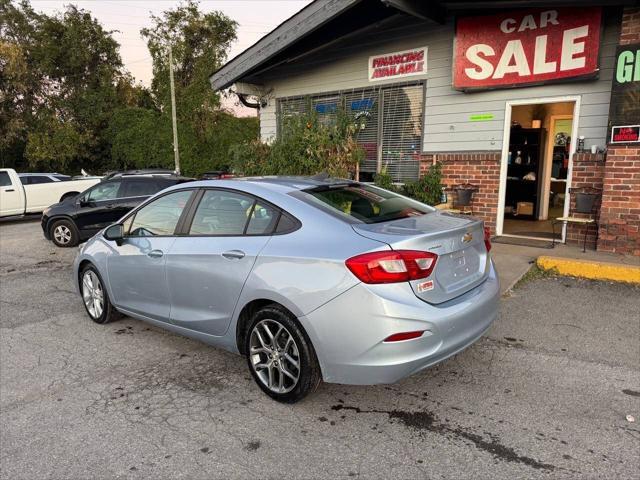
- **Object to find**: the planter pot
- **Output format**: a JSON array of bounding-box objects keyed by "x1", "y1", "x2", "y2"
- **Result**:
[
  {"x1": 456, "y1": 188, "x2": 474, "y2": 206},
  {"x1": 575, "y1": 192, "x2": 596, "y2": 214}
]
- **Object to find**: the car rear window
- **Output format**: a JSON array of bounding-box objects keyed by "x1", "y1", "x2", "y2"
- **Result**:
[
  {"x1": 301, "y1": 184, "x2": 432, "y2": 224},
  {"x1": 122, "y1": 179, "x2": 161, "y2": 198}
]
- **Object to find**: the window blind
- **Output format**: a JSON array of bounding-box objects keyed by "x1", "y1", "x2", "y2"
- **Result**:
[{"x1": 276, "y1": 83, "x2": 424, "y2": 183}]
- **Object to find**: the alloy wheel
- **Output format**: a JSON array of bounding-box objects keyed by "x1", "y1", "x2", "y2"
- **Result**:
[
  {"x1": 249, "y1": 319, "x2": 301, "y2": 394},
  {"x1": 82, "y1": 270, "x2": 104, "y2": 319},
  {"x1": 53, "y1": 225, "x2": 72, "y2": 245}
]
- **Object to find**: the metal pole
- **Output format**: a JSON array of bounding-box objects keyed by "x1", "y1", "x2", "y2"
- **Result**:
[{"x1": 169, "y1": 45, "x2": 181, "y2": 175}]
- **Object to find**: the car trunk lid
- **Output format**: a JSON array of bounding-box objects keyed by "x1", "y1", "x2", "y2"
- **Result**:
[{"x1": 352, "y1": 211, "x2": 490, "y2": 304}]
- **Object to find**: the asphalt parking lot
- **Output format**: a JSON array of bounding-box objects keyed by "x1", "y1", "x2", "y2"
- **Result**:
[{"x1": 1, "y1": 219, "x2": 639, "y2": 479}]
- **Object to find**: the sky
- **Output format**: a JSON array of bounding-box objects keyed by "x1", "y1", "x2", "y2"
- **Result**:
[{"x1": 29, "y1": 0, "x2": 313, "y2": 115}]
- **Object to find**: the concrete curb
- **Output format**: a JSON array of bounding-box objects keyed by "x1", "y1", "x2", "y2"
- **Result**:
[{"x1": 537, "y1": 256, "x2": 640, "y2": 284}]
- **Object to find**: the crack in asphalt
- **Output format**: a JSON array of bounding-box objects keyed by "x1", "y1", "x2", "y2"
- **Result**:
[{"x1": 330, "y1": 404, "x2": 557, "y2": 472}]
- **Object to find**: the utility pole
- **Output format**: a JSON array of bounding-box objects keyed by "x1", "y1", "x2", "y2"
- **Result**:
[{"x1": 169, "y1": 45, "x2": 181, "y2": 175}]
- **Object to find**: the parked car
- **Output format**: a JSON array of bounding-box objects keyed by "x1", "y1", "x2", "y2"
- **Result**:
[
  {"x1": 0, "y1": 168, "x2": 101, "y2": 218},
  {"x1": 42, "y1": 173, "x2": 193, "y2": 247},
  {"x1": 200, "y1": 170, "x2": 234, "y2": 180},
  {"x1": 73, "y1": 177, "x2": 499, "y2": 403},
  {"x1": 19, "y1": 173, "x2": 72, "y2": 184}
]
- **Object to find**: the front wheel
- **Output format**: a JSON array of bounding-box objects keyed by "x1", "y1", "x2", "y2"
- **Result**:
[
  {"x1": 50, "y1": 219, "x2": 79, "y2": 247},
  {"x1": 245, "y1": 305, "x2": 321, "y2": 403},
  {"x1": 80, "y1": 265, "x2": 120, "y2": 324}
]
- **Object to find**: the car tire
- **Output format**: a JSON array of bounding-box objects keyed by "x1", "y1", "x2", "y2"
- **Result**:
[
  {"x1": 50, "y1": 219, "x2": 79, "y2": 247},
  {"x1": 245, "y1": 304, "x2": 321, "y2": 403},
  {"x1": 80, "y1": 265, "x2": 120, "y2": 324}
]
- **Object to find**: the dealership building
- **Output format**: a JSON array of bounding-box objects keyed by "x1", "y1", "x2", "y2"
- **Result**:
[{"x1": 210, "y1": 0, "x2": 640, "y2": 256}]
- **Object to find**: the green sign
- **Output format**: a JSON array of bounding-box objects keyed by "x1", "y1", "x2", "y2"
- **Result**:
[
  {"x1": 609, "y1": 43, "x2": 640, "y2": 144},
  {"x1": 469, "y1": 113, "x2": 494, "y2": 122}
]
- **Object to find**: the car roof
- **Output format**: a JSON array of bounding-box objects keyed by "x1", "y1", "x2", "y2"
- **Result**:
[
  {"x1": 108, "y1": 174, "x2": 193, "y2": 182},
  {"x1": 18, "y1": 172, "x2": 67, "y2": 176},
  {"x1": 236, "y1": 175, "x2": 357, "y2": 192}
]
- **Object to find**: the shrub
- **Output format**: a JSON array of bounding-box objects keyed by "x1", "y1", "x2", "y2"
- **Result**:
[
  {"x1": 402, "y1": 162, "x2": 443, "y2": 206},
  {"x1": 373, "y1": 165, "x2": 398, "y2": 192},
  {"x1": 229, "y1": 108, "x2": 364, "y2": 178}
]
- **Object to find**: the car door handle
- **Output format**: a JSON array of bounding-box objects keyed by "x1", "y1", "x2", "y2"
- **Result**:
[
  {"x1": 222, "y1": 250, "x2": 245, "y2": 260},
  {"x1": 147, "y1": 250, "x2": 164, "y2": 258},
  {"x1": 105, "y1": 204, "x2": 117, "y2": 209},
  {"x1": 5, "y1": 189, "x2": 14, "y2": 192}
]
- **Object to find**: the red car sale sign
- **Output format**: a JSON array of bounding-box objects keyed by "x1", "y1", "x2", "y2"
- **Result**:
[{"x1": 454, "y1": 8, "x2": 602, "y2": 90}]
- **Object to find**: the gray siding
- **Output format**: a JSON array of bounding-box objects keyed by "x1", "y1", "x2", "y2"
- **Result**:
[{"x1": 257, "y1": 12, "x2": 620, "y2": 151}]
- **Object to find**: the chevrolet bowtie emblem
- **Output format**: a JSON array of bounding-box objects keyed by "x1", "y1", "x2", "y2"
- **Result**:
[{"x1": 462, "y1": 232, "x2": 473, "y2": 243}]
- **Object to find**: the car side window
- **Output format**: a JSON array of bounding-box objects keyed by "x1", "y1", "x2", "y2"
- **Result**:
[
  {"x1": 29, "y1": 176, "x2": 54, "y2": 184},
  {"x1": 86, "y1": 181, "x2": 122, "y2": 202},
  {"x1": 128, "y1": 190, "x2": 193, "y2": 237},
  {"x1": 122, "y1": 179, "x2": 161, "y2": 198},
  {"x1": 246, "y1": 202, "x2": 278, "y2": 235},
  {"x1": 0, "y1": 172, "x2": 11, "y2": 187},
  {"x1": 189, "y1": 190, "x2": 255, "y2": 235}
]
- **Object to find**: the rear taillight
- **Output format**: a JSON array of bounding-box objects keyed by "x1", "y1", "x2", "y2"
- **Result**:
[
  {"x1": 384, "y1": 331, "x2": 425, "y2": 342},
  {"x1": 484, "y1": 226, "x2": 492, "y2": 252},
  {"x1": 345, "y1": 250, "x2": 437, "y2": 284}
]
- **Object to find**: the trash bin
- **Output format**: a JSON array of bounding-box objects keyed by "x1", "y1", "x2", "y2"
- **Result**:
[
  {"x1": 455, "y1": 187, "x2": 474, "y2": 206},
  {"x1": 575, "y1": 192, "x2": 597, "y2": 214}
]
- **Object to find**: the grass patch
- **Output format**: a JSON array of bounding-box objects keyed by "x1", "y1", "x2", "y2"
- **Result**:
[{"x1": 511, "y1": 264, "x2": 559, "y2": 291}]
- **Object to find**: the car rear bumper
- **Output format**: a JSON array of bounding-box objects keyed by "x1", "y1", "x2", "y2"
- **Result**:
[{"x1": 299, "y1": 260, "x2": 500, "y2": 385}]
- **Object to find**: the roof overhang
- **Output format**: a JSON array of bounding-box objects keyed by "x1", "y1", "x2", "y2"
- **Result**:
[{"x1": 210, "y1": 0, "x2": 639, "y2": 91}]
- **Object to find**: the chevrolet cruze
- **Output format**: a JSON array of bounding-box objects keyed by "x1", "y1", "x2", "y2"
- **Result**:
[{"x1": 74, "y1": 177, "x2": 499, "y2": 402}]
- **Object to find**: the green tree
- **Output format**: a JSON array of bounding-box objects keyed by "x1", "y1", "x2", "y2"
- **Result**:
[
  {"x1": 141, "y1": 0, "x2": 236, "y2": 128},
  {"x1": 0, "y1": 0, "x2": 154, "y2": 172},
  {"x1": 1, "y1": 0, "x2": 257, "y2": 176},
  {"x1": 137, "y1": 0, "x2": 258, "y2": 176}
]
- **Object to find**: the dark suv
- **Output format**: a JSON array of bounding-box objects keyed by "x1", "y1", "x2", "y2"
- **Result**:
[{"x1": 42, "y1": 173, "x2": 193, "y2": 247}]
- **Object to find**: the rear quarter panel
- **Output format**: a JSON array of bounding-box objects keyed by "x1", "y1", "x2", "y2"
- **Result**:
[{"x1": 231, "y1": 204, "x2": 390, "y2": 348}]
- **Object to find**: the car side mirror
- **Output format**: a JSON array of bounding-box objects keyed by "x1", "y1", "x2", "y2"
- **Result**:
[{"x1": 104, "y1": 224, "x2": 124, "y2": 244}]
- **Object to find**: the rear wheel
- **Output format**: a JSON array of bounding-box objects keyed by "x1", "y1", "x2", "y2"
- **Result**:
[
  {"x1": 245, "y1": 305, "x2": 321, "y2": 403},
  {"x1": 50, "y1": 219, "x2": 79, "y2": 247},
  {"x1": 80, "y1": 265, "x2": 120, "y2": 324}
]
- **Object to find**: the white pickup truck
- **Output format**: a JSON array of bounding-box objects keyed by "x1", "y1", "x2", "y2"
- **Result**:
[{"x1": 0, "y1": 168, "x2": 101, "y2": 218}]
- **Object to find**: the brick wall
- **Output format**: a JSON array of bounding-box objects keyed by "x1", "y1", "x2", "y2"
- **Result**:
[
  {"x1": 421, "y1": 152, "x2": 501, "y2": 234},
  {"x1": 597, "y1": 7, "x2": 640, "y2": 256},
  {"x1": 565, "y1": 153, "x2": 606, "y2": 249},
  {"x1": 620, "y1": 6, "x2": 640, "y2": 45},
  {"x1": 598, "y1": 146, "x2": 640, "y2": 256}
]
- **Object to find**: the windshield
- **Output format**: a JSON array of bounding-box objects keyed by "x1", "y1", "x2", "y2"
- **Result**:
[{"x1": 302, "y1": 183, "x2": 432, "y2": 224}]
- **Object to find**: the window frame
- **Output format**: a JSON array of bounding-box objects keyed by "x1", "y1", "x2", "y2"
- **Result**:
[
  {"x1": 119, "y1": 188, "x2": 199, "y2": 238},
  {"x1": 276, "y1": 81, "x2": 426, "y2": 183},
  {"x1": 120, "y1": 178, "x2": 162, "y2": 199},
  {"x1": 80, "y1": 180, "x2": 123, "y2": 204},
  {"x1": 180, "y1": 187, "x2": 301, "y2": 238},
  {"x1": 0, "y1": 171, "x2": 12, "y2": 187}
]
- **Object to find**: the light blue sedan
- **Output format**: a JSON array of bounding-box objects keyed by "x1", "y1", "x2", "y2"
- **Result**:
[{"x1": 74, "y1": 177, "x2": 499, "y2": 402}]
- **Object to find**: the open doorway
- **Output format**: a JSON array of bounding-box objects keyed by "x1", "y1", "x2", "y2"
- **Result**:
[{"x1": 498, "y1": 99, "x2": 578, "y2": 241}]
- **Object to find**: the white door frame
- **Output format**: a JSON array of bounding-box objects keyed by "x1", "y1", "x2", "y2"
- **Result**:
[{"x1": 497, "y1": 95, "x2": 581, "y2": 242}]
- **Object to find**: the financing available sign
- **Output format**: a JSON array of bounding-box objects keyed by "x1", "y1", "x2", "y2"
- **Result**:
[
  {"x1": 368, "y1": 47, "x2": 427, "y2": 82},
  {"x1": 454, "y1": 8, "x2": 602, "y2": 90}
]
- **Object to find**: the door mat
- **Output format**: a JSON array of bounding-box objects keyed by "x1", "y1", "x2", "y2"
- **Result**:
[
  {"x1": 493, "y1": 236, "x2": 555, "y2": 249},
  {"x1": 504, "y1": 231, "x2": 560, "y2": 240}
]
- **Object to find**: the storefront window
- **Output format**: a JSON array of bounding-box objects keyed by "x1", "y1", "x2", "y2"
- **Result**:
[{"x1": 277, "y1": 83, "x2": 424, "y2": 183}]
